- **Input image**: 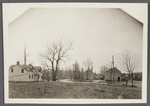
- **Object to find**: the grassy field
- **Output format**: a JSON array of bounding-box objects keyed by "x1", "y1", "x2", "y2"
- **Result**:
[{"x1": 9, "y1": 81, "x2": 142, "y2": 99}]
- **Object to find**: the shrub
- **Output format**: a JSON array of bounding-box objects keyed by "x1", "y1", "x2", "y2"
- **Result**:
[{"x1": 121, "y1": 79, "x2": 126, "y2": 81}]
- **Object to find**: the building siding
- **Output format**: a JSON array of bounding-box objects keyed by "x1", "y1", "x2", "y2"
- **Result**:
[
  {"x1": 83, "y1": 70, "x2": 94, "y2": 80},
  {"x1": 9, "y1": 64, "x2": 42, "y2": 82},
  {"x1": 104, "y1": 68, "x2": 122, "y2": 81}
]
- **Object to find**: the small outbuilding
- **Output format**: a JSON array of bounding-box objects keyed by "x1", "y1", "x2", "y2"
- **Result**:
[
  {"x1": 104, "y1": 67, "x2": 121, "y2": 81},
  {"x1": 83, "y1": 70, "x2": 94, "y2": 80}
]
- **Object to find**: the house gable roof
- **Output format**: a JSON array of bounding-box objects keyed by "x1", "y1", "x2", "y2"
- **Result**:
[
  {"x1": 9, "y1": 64, "x2": 33, "y2": 72},
  {"x1": 84, "y1": 70, "x2": 94, "y2": 74},
  {"x1": 22, "y1": 64, "x2": 33, "y2": 69},
  {"x1": 106, "y1": 67, "x2": 121, "y2": 73},
  {"x1": 9, "y1": 65, "x2": 15, "y2": 69},
  {"x1": 9, "y1": 62, "x2": 42, "y2": 73},
  {"x1": 9, "y1": 64, "x2": 29, "y2": 72},
  {"x1": 33, "y1": 66, "x2": 41, "y2": 70}
]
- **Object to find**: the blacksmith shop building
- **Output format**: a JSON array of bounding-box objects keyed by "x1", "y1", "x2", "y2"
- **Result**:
[{"x1": 104, "y1": 67, "x2": 122, "y2": 81}]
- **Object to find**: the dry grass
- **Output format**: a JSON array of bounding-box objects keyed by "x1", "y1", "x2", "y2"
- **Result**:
[{"x1": 9, "y1": 81, "x2": 142, "y2": 99}]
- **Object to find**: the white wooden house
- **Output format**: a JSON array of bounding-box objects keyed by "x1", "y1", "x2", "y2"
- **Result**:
[{"x1": 9, "y1": 61, "x2": 42, "y2": 82}]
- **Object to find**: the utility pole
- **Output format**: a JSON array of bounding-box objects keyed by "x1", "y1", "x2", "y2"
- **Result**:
[
  {"x1": 112, "y1": 55, "x2": 114, "y2": 83},
  {"x1": 24, "y1": 45, "x2": 26, "y2": 65}
]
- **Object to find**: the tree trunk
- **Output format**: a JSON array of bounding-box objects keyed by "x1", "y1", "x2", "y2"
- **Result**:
[
  {"x1": 52, "y1": 75, "x2": 57, "y2": 81},
  {"x1": 52, "y1": 69, "x2": 56, "y2": 81},
  {"x1": 47, "y1": 77, "x2": 49, "y2": 82},
  {"x1": 126, "y1": 80, "x2": 128, "y2": 85},
  {"x1": 131, "y1": 73, "x2": 134, "y2": 86},
  {"x1": 87, "y1": 70, "x2": 88, "y2": 80}
]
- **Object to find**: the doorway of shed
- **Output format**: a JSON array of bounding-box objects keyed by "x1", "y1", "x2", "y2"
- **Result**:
[{"x1": 118, "y1": 77, "x2": 120, "y2": 81}]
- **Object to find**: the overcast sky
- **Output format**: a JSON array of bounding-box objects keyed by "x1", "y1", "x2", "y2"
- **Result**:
[{"x1": 4, "y1": 3, "x2": 146, "y2": 73}]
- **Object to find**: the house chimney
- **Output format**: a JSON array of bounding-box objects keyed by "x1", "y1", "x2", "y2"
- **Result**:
[{"x1": 17, "y1": 61, "x2": 20, "y2": 65}]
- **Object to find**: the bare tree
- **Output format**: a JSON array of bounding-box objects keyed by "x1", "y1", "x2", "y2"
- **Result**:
[
  {"x1": 119, "y1": 51, "x2": 141, "y2": 86},
  {"x1": 24, "y1": 45, "x2": 27, "y2": 65},
  {"x1": 40, "y1": 41, "x2": 73, "y2": 81},
  {"x1": 80, "y1": 68, "x2": 84, "y2": 80},
  {"x1": 73, "y1": 62, "x2": 80, "y2": 80},
  {"x1": 83, "y1": 58, "x2": 94, "y2": 80},
  {"x1": 20, "y1": 45, "x2": 30, "y2": 65},
  {"x1": 100, "y1": 66, "x2": 108, "y2": 76},
  {"x1": 23, "y1": 45, "x2": 30, "y2": 65},
  {"x1": 57, "y1": 69, "x2": 64, "y2": 80},
  {"x1": 65, "y1": 67, "x2": 74, "y2": 80}
]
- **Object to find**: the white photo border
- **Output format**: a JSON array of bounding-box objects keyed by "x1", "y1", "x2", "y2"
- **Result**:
[{"x1": 3, "y1": 3, "x2": 148, "y2": 104}]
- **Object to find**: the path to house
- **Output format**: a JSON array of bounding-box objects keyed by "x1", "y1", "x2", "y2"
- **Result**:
[
  {"x1": 59, "y1": 79, "x2": 107, "y2": 84},
  {"x1": 59, "y1": 79, "x2": 142, "y2": 89}
]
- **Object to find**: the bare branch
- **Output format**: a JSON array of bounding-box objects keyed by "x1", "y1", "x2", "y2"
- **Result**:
[
  {"x1": 39, "y1": 40, "x2": 73, "y2": 81},
  {"x1": 119, "y1": 51, "x2": 141, "y2": 73}
]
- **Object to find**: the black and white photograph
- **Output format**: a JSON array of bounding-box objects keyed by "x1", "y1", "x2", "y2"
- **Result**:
[{"x1": 3, "y1": 3, "x2": 148, "y2": 104}]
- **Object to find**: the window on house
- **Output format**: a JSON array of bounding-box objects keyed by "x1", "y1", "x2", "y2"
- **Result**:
[
  {"x1": 11, "y1": 69, "x2": 13, "y2": 73},
  {"x1": 32, "y1": 75, "x2": 33, "y2": 79},
  {"x1": 21, "y1": 69, "x2": 24, "y2": 73},
  {"x1": 29, "y1": 75, "x2": 30, "y2": 79}
]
